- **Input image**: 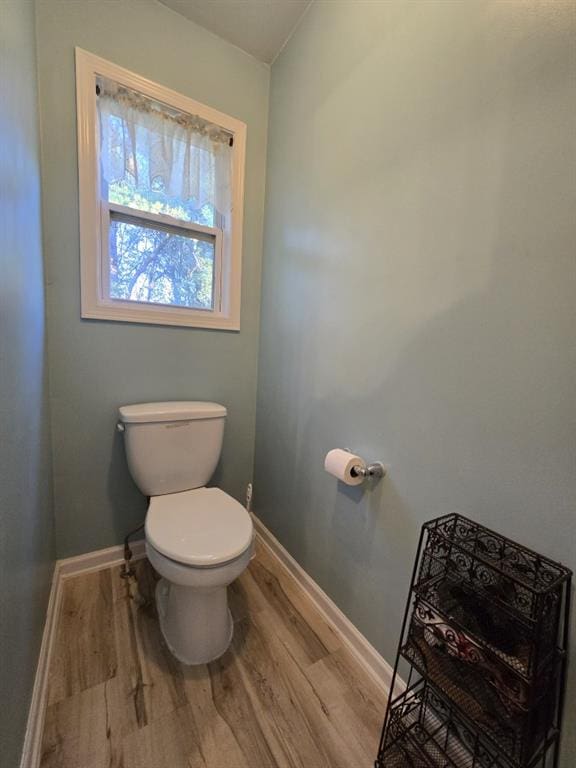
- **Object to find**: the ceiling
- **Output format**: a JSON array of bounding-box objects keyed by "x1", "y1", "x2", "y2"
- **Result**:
[{"x1": 159, "y1": 0, "x2": 312, "y2": 64}]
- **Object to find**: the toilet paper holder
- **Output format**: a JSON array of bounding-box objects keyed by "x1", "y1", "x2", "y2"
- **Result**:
[{"x1": 344, "y1": 448, "x2": 386, "y2": 480}]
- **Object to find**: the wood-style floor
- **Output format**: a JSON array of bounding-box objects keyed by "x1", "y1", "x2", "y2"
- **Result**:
[{"x1": 40, "y1": 541, "x2": 387, "y2": 768}]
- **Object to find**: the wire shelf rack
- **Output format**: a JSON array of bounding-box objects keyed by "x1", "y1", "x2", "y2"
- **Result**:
[{"x1": 375, "y1": 514, "x2": 572, "y2": 768}]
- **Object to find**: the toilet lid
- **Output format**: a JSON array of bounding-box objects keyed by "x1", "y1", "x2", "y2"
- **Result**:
[{"x1": 146, "y1": 487, "x2": 253, "y2": 567}]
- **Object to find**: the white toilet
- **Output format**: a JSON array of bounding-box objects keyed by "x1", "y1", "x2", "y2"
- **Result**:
[{"x1": 118, "y1": 401, "x2": 253, "y2": 665}]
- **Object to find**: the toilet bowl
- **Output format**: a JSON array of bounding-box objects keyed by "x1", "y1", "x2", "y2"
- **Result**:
[
  {"x1": 118, "y1": 401, "x2": 253, "y2": 665},
  {"x1": 144, "y1": 487, "x2": 253, "y2": 664},
  {"x1": 147, "y1": 543, "x2": 253, "y2": 664}
]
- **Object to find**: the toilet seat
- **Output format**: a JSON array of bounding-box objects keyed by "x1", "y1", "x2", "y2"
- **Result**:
[{"x1": 146, "y1": 487, "x2": 253, "y2": 567}]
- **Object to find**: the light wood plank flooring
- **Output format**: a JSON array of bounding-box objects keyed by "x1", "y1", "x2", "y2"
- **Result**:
[{"x1": 40, "y1": 541, "x2": 386, "y2": 768}]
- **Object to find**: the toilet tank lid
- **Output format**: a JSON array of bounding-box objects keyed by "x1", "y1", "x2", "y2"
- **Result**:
[{"x1": 118, "y1": 401, "x2": 227, "y2": 424}]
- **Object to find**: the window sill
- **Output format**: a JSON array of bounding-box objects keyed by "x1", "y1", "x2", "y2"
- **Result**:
[{"x1": 81, "y1": 301, "x2": 240, "y2": 331}]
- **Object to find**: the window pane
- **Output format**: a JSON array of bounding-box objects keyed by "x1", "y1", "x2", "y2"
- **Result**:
[{"x1": 108, "y1": 213, "x2": 215, "y2": 310}]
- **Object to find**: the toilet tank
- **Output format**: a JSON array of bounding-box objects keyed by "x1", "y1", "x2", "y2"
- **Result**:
[{"x1": 118, "y1": 401, "x2": 226, "y2": 496}]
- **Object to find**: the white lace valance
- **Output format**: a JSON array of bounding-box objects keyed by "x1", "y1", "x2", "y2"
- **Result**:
[{"x1": 97, "y1": 78, "x2": 232, "y2": 219}]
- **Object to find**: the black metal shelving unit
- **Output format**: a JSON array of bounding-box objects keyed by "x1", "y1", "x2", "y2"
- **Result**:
[{"x1": 375, "y1": 514, "x2": 572, "y2": 768}]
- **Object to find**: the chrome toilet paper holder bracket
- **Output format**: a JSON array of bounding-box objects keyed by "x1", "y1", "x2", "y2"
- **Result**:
[{"x1": 344, "y1": 448, "x2": 386, "y2": 480}]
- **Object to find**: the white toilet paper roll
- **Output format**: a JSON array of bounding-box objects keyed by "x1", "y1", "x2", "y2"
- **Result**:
[{"x1": 324, "y1": 449, "x2": 366, "y2": 486}]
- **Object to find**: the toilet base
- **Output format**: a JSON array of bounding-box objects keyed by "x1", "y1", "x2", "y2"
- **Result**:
[{"x1": 156, "y1": 578, "x2": 234, "y2": 665}]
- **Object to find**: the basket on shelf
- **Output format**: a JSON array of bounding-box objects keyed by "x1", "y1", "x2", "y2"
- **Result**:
[{"x1": 382, "y1": 679, "x2": 518, "y2": 768}]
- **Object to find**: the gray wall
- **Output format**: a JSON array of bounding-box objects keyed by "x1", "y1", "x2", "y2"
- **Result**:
[
  {"x1": 255, "y1": 1, "x2": 576, "y2": 763},
  {"x1": 0, "y1": 2, "x2": 56, "y2": 766},
  {"x1": 35, "y1": 0, "x2": 269, "y2": 557}
]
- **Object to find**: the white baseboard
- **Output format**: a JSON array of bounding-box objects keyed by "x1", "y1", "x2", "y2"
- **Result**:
[
  {"x1": 19, "y1": 539, "x2": 146, "y2": 768},
  {"x1": 251, "y1": 513, "x2": 403, "y2": 698},
  {"x1": 58, "y1": 538, "x2": 146, "y2": 577},
  {"x1": 21, "y1": 523, "x2": 400, "y2": 768},
  {"x1": 19, "y1": 561, "x2": 62, "y2": 768}
]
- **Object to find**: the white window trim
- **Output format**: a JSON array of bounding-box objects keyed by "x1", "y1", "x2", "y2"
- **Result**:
[{"x1": 75, "y1": 47, "x2": 246, "y2": 330}]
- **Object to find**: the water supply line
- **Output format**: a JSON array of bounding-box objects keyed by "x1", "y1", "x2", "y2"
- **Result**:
[{"x1": 121, "y1": 522, "x2": 145, "y2": 579}]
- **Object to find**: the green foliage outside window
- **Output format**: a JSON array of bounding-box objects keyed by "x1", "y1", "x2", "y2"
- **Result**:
[{"x1": 106, "y1": 180, "x2": 217, "y2": 310}]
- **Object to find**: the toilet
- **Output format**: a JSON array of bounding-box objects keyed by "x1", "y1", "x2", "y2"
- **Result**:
[{"x1": 118, "y1": 401, "x2": 253, "y2": 665}]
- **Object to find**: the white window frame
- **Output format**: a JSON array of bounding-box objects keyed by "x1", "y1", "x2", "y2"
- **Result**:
[
  {"x1": 75, "y1": 48, "x2": 246, "y2": 330},
  {"x1": 102, "y1": 203, "x2": 224, "y2": 313}
]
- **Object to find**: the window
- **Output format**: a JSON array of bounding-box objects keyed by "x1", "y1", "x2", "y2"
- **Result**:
[{"x1": 75, "y1": 49, "x2": 246, "y2": 329}]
